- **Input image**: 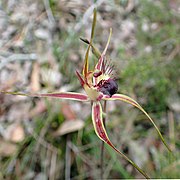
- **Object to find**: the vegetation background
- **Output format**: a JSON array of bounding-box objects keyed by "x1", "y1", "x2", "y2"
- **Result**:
[{"x1": 0, "y1": 0, "x2": 179, "y2": 179}]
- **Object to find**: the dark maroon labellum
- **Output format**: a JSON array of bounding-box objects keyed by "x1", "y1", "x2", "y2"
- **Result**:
[
  {"x1": 93, "y1": 71, "x2": 102, "y2": 78},
  {"x1": 98, "y1": 78, "x2": 118, "y2": 97}
]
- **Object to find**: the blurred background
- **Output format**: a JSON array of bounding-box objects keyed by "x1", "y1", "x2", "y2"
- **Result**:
[{"x1": 0, "y1": 0, "x2": 179, "y2": 179}]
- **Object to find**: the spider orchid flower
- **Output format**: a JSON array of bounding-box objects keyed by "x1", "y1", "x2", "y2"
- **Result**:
[{"x1": 1, "y1": 9, "x2": 172, "y2": 179}]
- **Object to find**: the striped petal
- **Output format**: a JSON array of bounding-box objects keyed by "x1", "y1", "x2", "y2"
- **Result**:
[
  {"x1": 0, "y1": 91, "x2": 89, "y2": 102},
  {"x1": 92, "y1": 101, "x2": 109, "y2": 143},
  {"x1": 92, "y1": 101, "x2": 150, "y2": 179},
  {"x1": 103, "y1": 94, "x2": 172, "y2": 153}
]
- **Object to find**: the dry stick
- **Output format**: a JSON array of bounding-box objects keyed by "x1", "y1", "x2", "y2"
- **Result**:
[
  {"x1": 100, "y1": 101, "x2": 107, "y2": 179},
  {"x1": 0, "y1": 53, "x2": 37, "y2": 69},
  {"x1": 43, "y1": 0, "x2": 56, "y2": 27},
  {"x1": 49, "y1": 150, "x2": 57, "y2": 180}
]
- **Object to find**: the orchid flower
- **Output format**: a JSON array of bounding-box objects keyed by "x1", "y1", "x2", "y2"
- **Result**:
[{"x1": 1, "y1": 9, "x2": 172, "y2": 179}]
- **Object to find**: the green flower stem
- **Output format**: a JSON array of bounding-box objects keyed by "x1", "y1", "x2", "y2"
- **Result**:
[{"x1": 100, "y1": 101, "x2": 107, "y2": 179}]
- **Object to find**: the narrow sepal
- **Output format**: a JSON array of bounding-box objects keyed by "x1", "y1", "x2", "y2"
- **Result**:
[
  {"x1": 76, "y1": 70, "x2": 85, "y2": 87},
  {"x1": 95, "y1": 28, "x2": 112, "y2": 71},
  {"x1": 82, "y1": 46, "x2": 90, "y2": 77},
  {"x1": 82, "y1": 8, "x2": 97, "y2": 77},
  {"x1": 103, "y1": 94, "x2": 172, "y2": 153},
  {"x1": 90, "y1": 8, "x2": 97, "y2": 44},
  {"x1": 0, "y1": 91, "x2": 89, "y2": 101},
  {"x1": 91, "y1": 101, "x2": 150, "y2": 179}
]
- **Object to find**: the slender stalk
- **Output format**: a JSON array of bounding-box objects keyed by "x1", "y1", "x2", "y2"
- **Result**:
[
  {"x1": 100, "y1": 101, "x2": 107, "y2": 179},
  {"x1": 100, "y1": 136, "x2": 105, "y2": 179}
]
